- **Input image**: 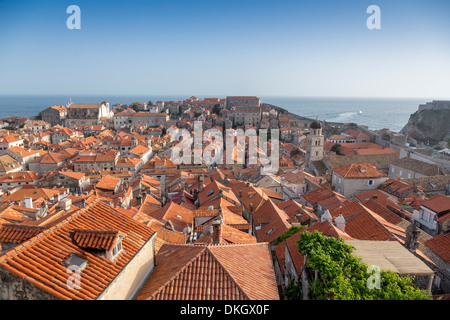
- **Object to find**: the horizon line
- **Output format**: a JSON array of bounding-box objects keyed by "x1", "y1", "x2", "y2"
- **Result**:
[{"x1": 0, "y1": 93, "x2": 444, "y2": 100}]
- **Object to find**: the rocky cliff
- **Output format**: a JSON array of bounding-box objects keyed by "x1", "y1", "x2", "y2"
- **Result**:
[{"x1": 400, "y1": 108, "x2": 450, "y2": 145}]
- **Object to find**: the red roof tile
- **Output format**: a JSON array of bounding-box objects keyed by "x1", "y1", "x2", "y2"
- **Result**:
[{"x1": 135, "y1": 243, "x2": 279, "y2": 300}]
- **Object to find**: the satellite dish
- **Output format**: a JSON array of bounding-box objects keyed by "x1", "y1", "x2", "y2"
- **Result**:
[{"x1": 202, "y1": 225, "x2": 213, "y2": 236}]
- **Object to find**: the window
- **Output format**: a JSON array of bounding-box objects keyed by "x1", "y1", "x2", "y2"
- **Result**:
[
  {"x1": 266, "y1": 228, "x2": 274, "y2": 235},
  {"x1": 368, "y1": 180, "x2": 374, "y2": 185},
  {"x1": 206, "y1": 189, "x2": 214, "y2": 197},
  {"x1": 391, "y1": 167, "x2": 395, "y2": 173}
]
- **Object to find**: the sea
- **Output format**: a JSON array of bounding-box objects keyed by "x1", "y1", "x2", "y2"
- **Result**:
[{"x1": 0, "y1": 95, "x2": 430, "y2": 133}]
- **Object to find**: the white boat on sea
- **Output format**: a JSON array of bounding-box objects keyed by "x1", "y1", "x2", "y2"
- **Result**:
[{"x1": 357, "y1": 110, "x2": 363, "y2": 115}]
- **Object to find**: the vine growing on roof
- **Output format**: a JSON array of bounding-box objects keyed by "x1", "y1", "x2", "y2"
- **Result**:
[
  {"x1": 290, "y1": 231, "x2": 432, "y2": 300},
  {"x1": 273, "y1": 225, "x2": 302, "y2": 246}
]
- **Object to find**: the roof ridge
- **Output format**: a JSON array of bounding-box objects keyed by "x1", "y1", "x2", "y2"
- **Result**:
[
  {"x1": 206, "y1": 245, "x2": 251, "y2": 299},
  {"x1": 358, "y1": 203, "x2": 398, "y2": 240},
  {"x1": 148, "y1": 245, "x2": 208, "y2": 298}
]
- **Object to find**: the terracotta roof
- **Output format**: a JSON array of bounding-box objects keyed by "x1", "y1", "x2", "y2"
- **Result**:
[
  {"x1": 341, "y1": 129, "x2": 370, "y2": 139},
  {"x1": 329, "y1": 201, "x2": 398, "y2": 241},
  {"x1": 0, "y1": 200, "x2": 156, "y2": 300},
  {"x1": 96, "y1": 175, "x2": 121, "y2": 191},
  {"x1": 0, "y1": 171, "x2": 42, "y2": 183},
  {"x1": 3, "y1": 187, "x2": 62, "y2": 202},
  {"x1": 135, "y1": 243, "x2": 279, "y2": 300},
  {"x1": 68, "y1": 103, "x2": 104, "y2": 109},
  {"x1": 194, "y1": 223, "x2": 257, "y2": 245},
  {"x1": 253, "y1": 199, "x2": 292, "y2": 243},
  {"x1": 424, "y1": 233, "x2": 450, "y2": 263},
  {"x1": 148, "y1": 202, "x2": 194, "y2": 231},
  {"x1": 0, "y1": 224, "x2": 47, "y2": 244},
  {"x1": 70, "y1": 229, "x2": 122, "y2": 251},
  {"x1": 59, "y1": 171, "x2": 85, "y2": 180},
  {"x1": 421, "y1": 194, "x2": 450, "y2": 214},
  {"x1": 301, "y1": 185, "x2": 335, "y2": 206},
  {"x1": 333, "y1": 162, "x2": 386, "y2": 178}
]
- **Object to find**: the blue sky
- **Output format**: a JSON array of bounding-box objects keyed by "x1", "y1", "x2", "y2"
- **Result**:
[{"x1": 0, "y1": 0, "x2": 449, "y2": 98}]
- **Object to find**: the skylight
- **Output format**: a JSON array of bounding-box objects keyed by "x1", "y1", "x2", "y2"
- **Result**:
[{"x1": 63, "y1": 253, "x2": 88, "y2": 271}]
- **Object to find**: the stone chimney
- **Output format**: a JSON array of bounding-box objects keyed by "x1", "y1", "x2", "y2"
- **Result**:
[
  {"x1": 198, "y1": 175, "x2": 204, "y2": 192},
  {"x1": 405, "y1": 223, "x2": 420, "y2": 253},
  {"x1": 212, "y1": 217, "x2": 223, "y2": 244},
  {"x1": 160, "y1": 175, "x2": 166, "y2": 198},
  {"x1": 58, "y1": 198, "x2": 72, "y2": 212},
  {"x1": 334, "y1": 213, "x2": 346, "y2": 233}
]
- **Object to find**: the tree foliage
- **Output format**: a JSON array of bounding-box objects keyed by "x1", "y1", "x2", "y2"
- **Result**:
[
  {"x1": 331, "y1": 143, "x2": 343, "y2": 155},
  {"x1": 273, "y1": 225, "x2": 302, "y2": 246},
  {"x1": 292, "y1": 231, "x2": 432, "y2": 300},
  {"x1": 212, "y1": 104, "x2": 221, "y2": 116}
]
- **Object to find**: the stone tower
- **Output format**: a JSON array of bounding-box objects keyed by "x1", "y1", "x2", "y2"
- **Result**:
[
  {"x1": 131, "y1": 135, "x2": 138, "y2": 148},
  {"x1": 306, "y1": 118, "x2": 324, "y2": 171},
  {"x1": 145, "y1": 135, "x2": 151, "y2": 148}
]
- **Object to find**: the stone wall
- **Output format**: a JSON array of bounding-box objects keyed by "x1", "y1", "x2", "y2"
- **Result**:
[
  {"x1": 422, "y1": 246, "x2": 450, "y2": 294},
  {"x1": 0, "y1": 268, "x2": 58, "y2": 300}
]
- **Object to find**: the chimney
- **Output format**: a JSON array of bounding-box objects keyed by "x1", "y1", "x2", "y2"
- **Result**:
[
  {"x1": 321, "y1": 209, "x2": 332, "y2": 223},
  {"x1": 24, "y1": 197, "x2": 33, "y2": 209},
  {"x1": 334, "y1": 213, "x2": 346, "y2": 232},
  {"x1": 249, "y1": 203, "x2": 253, "y2": 212},
  {"x1": 405, "y1": 223, "x2": 420, "y2": 253},
  {"x1": 372, "y1": 194, "x2": 378, "y2": 200},
  {"x1": 198, "y1": 175, "x2": 204, "y2": 192},
  {"x1": 212, "y1": 218, "x2": 223, "y2": 244},
  {"x1": 58, "y1": 198, "x2": 72, "y2": 212},
  {"x1": 239, "y1": 190, "x2": 243, "y2": 198},
  {"x1": 160, "y1": 175, "x2": 166, "y2": 198}
]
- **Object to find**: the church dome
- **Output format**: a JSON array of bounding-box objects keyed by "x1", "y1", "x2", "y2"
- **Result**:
[{"x1": 310, "y1": 120, "x2": 322, "y2": 129}]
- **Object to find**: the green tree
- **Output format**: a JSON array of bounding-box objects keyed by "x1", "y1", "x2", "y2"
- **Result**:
[
  {"x1": 288, "y1": 231, "x2": 432, "y2": 300},
  {"x1": 212, "y1": 104, "x2": 221, "y2": 116},
  {"x1": 331, "y1": 143, "x2": 343, "y2": 155}
]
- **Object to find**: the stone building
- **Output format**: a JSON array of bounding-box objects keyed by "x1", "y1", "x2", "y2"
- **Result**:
[
  {"x1": 73, "y1": 151, "x2": 119, "y2": 172},
  {"x1": 331, "y1": 162, "x2": 388, "y2": 198},
  {"x1": 41, "y1": 105, "x2": 67, "y2": 126},
  {"x1": 226, "y1": 96, "x2": 261, "y2": 109},
  {"x1": 131, "y1": 113, "x2": 169, "y2": 128},
  {"x1": 232, "y1": 106, "x2": 262, "y2": 127},
  {"x1": 305, "y1": 120, "x2": 324, "y2": 172},
  {"x1": 388, "y1": 157, "x2": 448, "y2": 180},
  {"x1": 66, "y1": 102, "x2": 113, "y2": 128}
]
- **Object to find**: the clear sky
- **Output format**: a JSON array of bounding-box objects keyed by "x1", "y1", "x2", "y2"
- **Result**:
[{"x1": 0, "y1": 0, "x2": 449, "y2": 98}]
